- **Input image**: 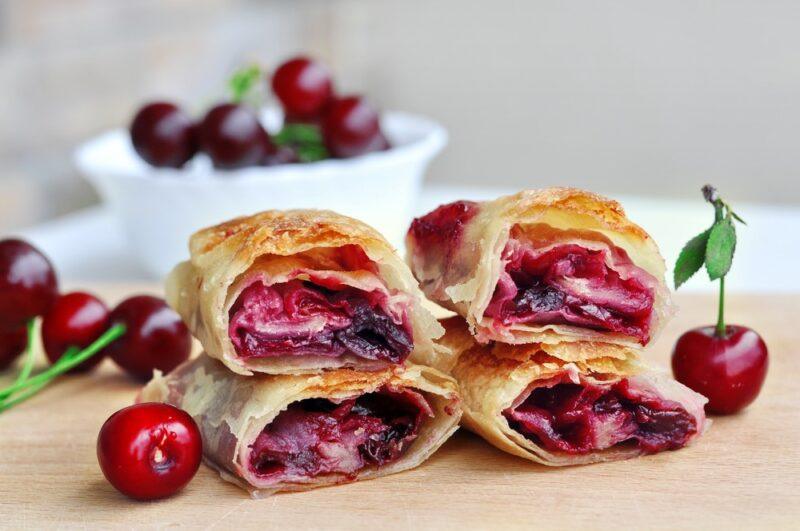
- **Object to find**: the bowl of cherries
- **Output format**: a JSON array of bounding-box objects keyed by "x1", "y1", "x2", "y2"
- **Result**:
[{"x1": 75, "y1": 57, "x2": 447, "y2": 278}]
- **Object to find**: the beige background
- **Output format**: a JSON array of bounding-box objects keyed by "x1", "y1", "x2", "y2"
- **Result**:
[{"x1": 2, "y1": 0, "x2": 800, "y2": 229}]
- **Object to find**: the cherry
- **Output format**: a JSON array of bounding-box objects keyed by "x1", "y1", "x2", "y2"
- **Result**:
[
  {"x1": 272, "y1": 57, "x2": 334, "y2": 121},
  {"x1": 322, "y1": 96, "x2": 388, "y2": 158},
  {"x1": 198, "y1": 103, "x2": 274, "y2": 169},
  {"x1": 104, "y1": 296, "x2": 191, "y2": 381},
  {"x1": 130, "y1": 102, "x2": 197, "y2": 168},
  {"x1": 672, "y1": 325, "x2": 768, "y2": 415},
  {"x1": 0, "y1": 239, "x2": 58, "y2": 332},
  {"x1": 42, "y1": 292, "x2": 110, "y2": 373},
  {"x1": 97, "y1": 402, "x2": 202, "y2": 500},
  {"x1": 0, "y1": 327, "x2": 27, "y2": 371}
]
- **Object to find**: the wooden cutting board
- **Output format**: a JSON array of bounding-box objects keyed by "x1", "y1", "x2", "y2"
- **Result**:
[{"x1": 1, "y1": 285, "x2": 797, "y2": 530}]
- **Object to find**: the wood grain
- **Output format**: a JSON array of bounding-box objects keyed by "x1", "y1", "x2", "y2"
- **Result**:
[{"x1": 0, "y1": 286, "x2": 797, "y2": 530}]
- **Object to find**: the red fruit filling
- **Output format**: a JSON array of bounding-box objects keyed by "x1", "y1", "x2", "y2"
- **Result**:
[
  {"x1": 408, "y1": 200, "x2": 480, "y2": 268},
  {"x1": 504, "y1": 377, "x2": 697, "y2": 455},
  {"x1": 249, "y1": 388, "x2": 431, "y2": 479},
  {"x1": 485, "y1": 238, "x2": 655, "y2": 343},
  {"x1": 229, "y1": 279, "x2": 413, "y2": 364}
]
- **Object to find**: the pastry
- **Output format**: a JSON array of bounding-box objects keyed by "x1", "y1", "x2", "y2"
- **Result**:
[
  {"x1": 407, "y1": 188, "x2": 672, "y2": 347},
  {"x1": 438, "y1": 318, "x2": 707, "y2": 465},
  {"x1": 167, "y1": 209, "x2": 448, "y2": 375},
  {"x1": 140, "y1": 354, "x2": 462, "y2": 494}
]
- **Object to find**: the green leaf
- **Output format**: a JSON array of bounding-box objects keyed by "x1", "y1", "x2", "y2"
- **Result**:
[
  {"x1": 674, "y1": 229, "x2": 711, "y2": 289},
  {"x1": 228, "y1": 65, "x2": 262, "y2": 104},
  {"x1": 730, "y1": 209, "x2": 747, "y2": 225},
  {"x1": 296, "y1": 144, "x2": 329, "y2": 162},
  {"x1": 273, "y1": 123, "x2": 324, "y2": 146},
  {"x1": 705, "y1": 218, "x2": 737, "y2": 280}
]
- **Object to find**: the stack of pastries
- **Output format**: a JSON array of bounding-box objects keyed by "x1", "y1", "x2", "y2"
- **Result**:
[
  {"x1": 140, "y1": 210, "x2": 462, "y2": 494},
  {"x1": 405, "y1": 188, "x2": 709, "y2": 465}
]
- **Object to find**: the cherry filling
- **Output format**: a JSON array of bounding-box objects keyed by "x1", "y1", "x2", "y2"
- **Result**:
[
  {"x1": 408, "y1": 201, "x2": 480, "y2": 269},
  {"x1": 504, "y1": 378, "x2": 697, "y2": 455},
  {"x1": 229, "y1": 280, "x2": 413, "y2": 363},
  {"x1": 249, "y1": 388, "x2": 431, "y2": 479},
  {"x1": 484, "y1": 241, "x2": 655, "y2": 343}
]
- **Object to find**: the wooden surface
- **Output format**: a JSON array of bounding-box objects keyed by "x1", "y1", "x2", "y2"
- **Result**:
[{"x1": 1, "y1": 285, "x2": 798, "y2": 530}]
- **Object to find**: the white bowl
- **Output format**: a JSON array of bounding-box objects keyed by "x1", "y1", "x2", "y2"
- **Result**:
[{"x1": 75, "y1": 110, "x2": 447, "y2": 278}]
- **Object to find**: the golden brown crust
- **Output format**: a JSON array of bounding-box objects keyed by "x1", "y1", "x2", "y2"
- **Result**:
[
  {"x1": 493, "y1": 187, "x2": 651, "y2": 242},
  {"x1": 190, "y1": 209, "x2": 390, "y2": 263},
  {"x1": 168, "y1": 209, "x2": 446, "y2": 375}
]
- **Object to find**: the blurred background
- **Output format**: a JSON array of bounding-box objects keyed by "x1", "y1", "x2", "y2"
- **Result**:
[{"x1": 1, "y1": 0, "x2": 798, "y2": 288}]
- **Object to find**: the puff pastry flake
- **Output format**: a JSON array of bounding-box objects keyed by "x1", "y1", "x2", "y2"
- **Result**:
[{"x1": 406, "y1": 188, "x2": 672, "y2": 348}]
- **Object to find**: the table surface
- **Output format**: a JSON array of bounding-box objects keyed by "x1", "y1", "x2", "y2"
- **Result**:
[{"x1": 0, "y1": 285, "x2": 797, "y2": 530}]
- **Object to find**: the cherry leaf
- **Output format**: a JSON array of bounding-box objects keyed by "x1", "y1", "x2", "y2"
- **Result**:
[
  {"x1": 674, "y1": 229, "x2": 711, "y2": 289},
  {"x1": 705, "y1": 218, "x2": 736, "y2": 280}
]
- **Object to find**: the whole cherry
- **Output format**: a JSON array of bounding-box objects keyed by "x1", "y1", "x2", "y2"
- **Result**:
[
  {"x1": 0, "y1": 239, "x2": 58, "y2": 332},
  {"x1": 322, "y1": 96, "x2": 388, "y2": 158},
  {"x1": 97, "y1": 402, "x2": 202, "y2": 500},
  {"x1": 671, "y1": 185, "x2": 768, "y2": 415},
  {"x1": 198, "y1": 103, "x2": 273, "y2": 169},
  {"x1": 130, "y1": 102, "x2": 197, "y2": 168},
  {"x1": 272, "y1": 57, "x2": 334, "y2": 121},
  {"x1": 0, "y1": 326, "x2": 27, "y2": 371},
  {"x1": 673, "y1": 325, "x2": 768, "y2": 415},
  {"x1": 42, "y1": 292, "x2": 110, "y2": 373},
  {"x1": 104, "y1": 295, "x2": 191, "y2": 380}
]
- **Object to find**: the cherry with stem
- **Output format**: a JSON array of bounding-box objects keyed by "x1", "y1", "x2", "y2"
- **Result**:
[{"x1": 671, "y1": 185, "x2": 768, "y2": 415}]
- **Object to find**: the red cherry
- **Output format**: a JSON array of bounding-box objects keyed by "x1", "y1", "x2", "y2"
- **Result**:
[
  {"x1": 97, "y1": 402, "x2": 202, "y2": 500},
  {"x1": 130, "y1": 102, "x2": 197, "y2": 168},
  {"x1": 105, "y1": 296, "x2": 191, "y2": 381},
  {"x1": 0, "y1": 327, "x2": 27, "y2": 371},
  {"x1": 272, "y1": 57, "x2": 334, "y2": 120},
  {"x1": 198, "y1": 103, "x2": 273, "y2": 169},
  {"x1": 672, "y1": 325, "x2": 768, "y2": 415},
  {"x1": 42, "y1": 292, "x2": 110, "y2": 373},
  {"x1": 322, "y1": 96, "x2": 387, "y2": 159},
  {"x1": 0, "y1": 239, "x2": 58, "y2": 332}
]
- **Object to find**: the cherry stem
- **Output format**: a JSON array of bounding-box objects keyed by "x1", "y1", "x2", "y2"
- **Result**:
[
  {"x1": 10, "y1": 320, "x2": 38, "y2": 390},
  {"x1": 716, "y1": 275, "x2": 726, "y2": 337},
  {"x1": 0, "y1": 324, "x2": 126, "y2": 410},
  {"x1": 710, "y1": 194, "x2": 727, "y2": 338}
]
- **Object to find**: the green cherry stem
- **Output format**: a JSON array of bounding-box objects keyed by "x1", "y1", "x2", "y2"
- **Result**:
[
  {"x1": 716, "y1": 275, "x2": 726, "y2": 338},
  {"x1": 0, "y1": 324, "x2": 126, "y2": 406}
]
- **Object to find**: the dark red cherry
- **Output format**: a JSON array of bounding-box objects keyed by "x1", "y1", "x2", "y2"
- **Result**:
[
  {"x1": 0, "y1": 327, "x2": 27, "y2": 371},
  {"x1": 198, "y1": 103, "x2": 273, "y2": 169},
  {"x1": 672, "y1": 325, "x2": 768, "y2": 415},
  {"x1": 105, "y1": 295, "x2": 191, "y2": 381},
  {"x1": 272, "y1": 57, "x2": 333, "y2": 120},
  {"x1": 130, "y1": 102, "x2": 197, "y2": 168},
  {"x1": 322, "y1": 96, "x2": 388, "y2": 158},
  {"x1": 0, "y1": 239, "x2": 58, "y2": 332},
  {"x1": 42, "y1": 292, "x2": 110, "y2": 373},
  {"x1": 97, "y1": 402, "x2": 202, "y2": 500}
]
